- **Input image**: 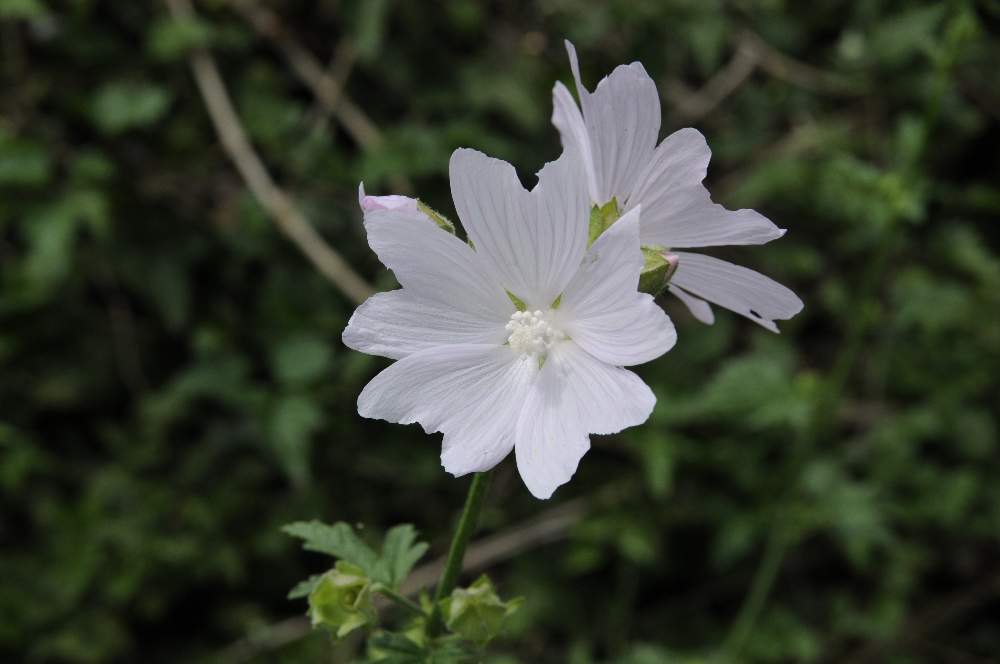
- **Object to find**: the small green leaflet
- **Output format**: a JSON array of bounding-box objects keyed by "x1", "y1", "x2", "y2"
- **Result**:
[
  {"x1": 283, "y1": 520, "x2": 380, "y2": 572},
  {"x1": 377, "y1": 524, "x2": 430, "y2": 588},
  {"x1": 283, "y1": 521, "x2": 428, "y2": 589},
  {"x1": 287, "y1": 574, "x2": 322, "y2": 599}
]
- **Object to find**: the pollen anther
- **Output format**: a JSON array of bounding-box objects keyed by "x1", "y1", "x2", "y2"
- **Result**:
[{"x1": 505, "y1": 309, "x2": 564, "y2": 358}]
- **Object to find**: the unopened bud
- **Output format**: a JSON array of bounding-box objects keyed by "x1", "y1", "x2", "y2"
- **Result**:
[
  {"x1": 307, "y1": 561, "x2": 377, "y2": 638},
  {"x1": 440, "y1": 575, "x2": 522, "y2": 645},
  {"x1": 638, "y1": 247, "x2": 679, "y2": 297}
]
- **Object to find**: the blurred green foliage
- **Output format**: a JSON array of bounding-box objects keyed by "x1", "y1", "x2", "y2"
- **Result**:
[{"x1": 2, "y1": 0, "x2": 999, "y2": 662}]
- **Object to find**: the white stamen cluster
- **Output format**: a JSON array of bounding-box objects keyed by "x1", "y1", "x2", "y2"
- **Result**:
[{"x1": 505, "y1": 309, "x2": 564, "y2": 358}]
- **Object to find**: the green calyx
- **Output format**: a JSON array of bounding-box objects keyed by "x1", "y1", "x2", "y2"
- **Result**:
[
  {"x1": 439, "y1": 574, "x2": 522, "y2": 645},
  {"x1": 588, "y1": 197, "x2": 621, "y2": 246},
  {"x1": 638, "y1": 246, "x2": 679, "y2": 297},
  {"x1": 308, "y1": 561, "x2": 377, "y2": 638},
  {"x1": 416, "y1": 200, "x2": 456, "y2": 234}
]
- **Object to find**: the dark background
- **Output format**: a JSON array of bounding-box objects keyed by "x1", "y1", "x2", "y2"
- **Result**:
[{"x1": 2, "y1": 1, "x2": 999, "y2": 662}]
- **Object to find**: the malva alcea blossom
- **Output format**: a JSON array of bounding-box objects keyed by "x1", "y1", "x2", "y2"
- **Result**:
[
  {"x1": 553, "y1": 41, "x2": 803, "y2": 331},
  {"x1": 343, "y1": 149, "x2": 675, "y2": 499}
]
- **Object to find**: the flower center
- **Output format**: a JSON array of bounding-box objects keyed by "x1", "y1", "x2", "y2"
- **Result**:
[{"x1": 505, "y1": 310, "x2": 564, "y2": 358}]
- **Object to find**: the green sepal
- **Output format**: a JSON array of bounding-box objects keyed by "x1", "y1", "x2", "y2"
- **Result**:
[
  {"x1": 638, "y1": 246, "x2": 678, "y2": 297},
  {"x1": 588, "y1": 197, "x2": 621, "y2": 246},
  {"x1": 506, "y1": 291, "x2": 527, "y2": 311},
  {"x1": 439, "y1": 574, "x2": 523, "y2": 645},
  {"x1": 417, "y1": 201, "x2": 456, "y2": 234},
  {"x1": 307, "y1": 561, "x2": 378, "y2": 639}
]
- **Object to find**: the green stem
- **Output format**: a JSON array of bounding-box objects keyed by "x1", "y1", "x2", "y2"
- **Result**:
[
  {"x1": 719, "y1": 527, "x2": 790, "y2": 659},
  {"x1": 428, "y1": 471, "x2": 492, "y2": 633},
  {"x1": 719, "y1": 233, "x2": 898, "y2": 661}
]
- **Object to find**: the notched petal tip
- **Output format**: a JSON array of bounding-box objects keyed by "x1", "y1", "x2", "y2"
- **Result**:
[
  {"x1": 340, "y1": 313, "x2": 363, "y2": 352},
  {"x1": 440, "y1": 451, "x2": 471, "y2": 478},
  {"x1": 449, "y1": 147, "x2": 520, "y2": 186}
]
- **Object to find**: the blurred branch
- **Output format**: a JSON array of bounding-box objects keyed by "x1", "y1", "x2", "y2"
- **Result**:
[
  {"x1": 214, "y1": 499, "x2": 585, "y2": 663},
  {"x1": 712, "y1": 120, "x2": 827, "y2": 197},
  {"x1": 164, "y1": 0, "x2": 374, "y2": 305},
  {"x1": 402, "y1": 497, "x2": 584, "y2": 595},
  {"x1": 665, "y1": 29, "x2": 861, "y2": 123},
  {"x1": 664, "y1": 39, "x2": 760, "y2": 122},
  {"x1": 738, "y1": 29, "x2": 862, "y2": 96},
  {"x1": 224, "y1": 0, "x2": 413, "y2": 194}
]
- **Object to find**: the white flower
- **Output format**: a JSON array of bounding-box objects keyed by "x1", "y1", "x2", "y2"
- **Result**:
[
  {"x1": 343, "y1": 149, "x2": 676, "y2": 499},
  {"x1": 552, "y1": 41, "x2": 804, "y2": 332}
]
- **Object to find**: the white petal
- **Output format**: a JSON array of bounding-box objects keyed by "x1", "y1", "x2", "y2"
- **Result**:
[
  {"x1": 667, "y1": 284, "x2": 715, "y2": 325},
  {"x1": 358, "y1": 344, "x2": 536, "y2": 475},
  {"x1": 564, "y1": 40, "x2": 590, "y2": 106},
  {"x1": 449, "y1": 148, "x2": 589, "y2": 309},
  {"x1": 560, "y1": 207, "x2": 642, "y2": 311},
  {"x1": 515, "y1": 342, "x2": 656, "y2": 499},
  {"x1": 558, "y1": 207, "x2": 676, "y2": 366},
  {"x1": 362, "y1": 206, "x2": 512, "y2": 321},
  {"x1": 343, "y1": 290, "x2": 509, "y2": 360},
  {"x1": 564, "y1": 40, "x2": 660, "y2": 204},
  {"x1": 670, "y1": 252, "x2": 803, "y2": 332},
  {"x1": 627, "y1": 128, "x2": 786, "y2": 248},
  {"x1": 552, "y1": 80, "x2": 600, "y2": 203},
  {"x1": 358, "y1": 182, "x2": 419, "y2": 212}
]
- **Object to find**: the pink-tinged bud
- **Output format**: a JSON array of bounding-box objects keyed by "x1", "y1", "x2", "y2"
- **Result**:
[
  {"x1": 357, "y1": 182, "x2": 418, "y2": 212},
  {"x1": 663, "y1": 252, "x2": 679, "y2": 281}
]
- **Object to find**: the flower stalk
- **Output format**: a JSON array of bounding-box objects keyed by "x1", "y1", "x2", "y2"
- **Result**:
[
  {"x1": 375, "y1": 585, "x2": 426, "y2": 616},
  {"x1": 428, "y1": 471, "x2": 493, "y2": 633}
]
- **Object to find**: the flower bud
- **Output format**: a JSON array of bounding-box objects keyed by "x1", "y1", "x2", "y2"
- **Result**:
[
  {"x1": 440, "y1": 575, "x2": 522, "y2": 644},
  {"x1": 638, "y1": 247, "x2": 679, "y2": 297},
  {"x1": 307, "y1": 561, "x2": 377, "y2": 638}
]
